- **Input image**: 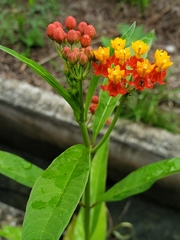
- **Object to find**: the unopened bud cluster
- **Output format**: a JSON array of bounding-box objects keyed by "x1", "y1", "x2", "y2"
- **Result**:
[
  {"x1": 46, "y1": 16, "x2": 96, "y2": 97},
  {"x1": 61, "y1": 46, "x2": 94, "y2": 66},
  {"x1": 46, "y1": 15, "x2": 96, "y2": 56}
]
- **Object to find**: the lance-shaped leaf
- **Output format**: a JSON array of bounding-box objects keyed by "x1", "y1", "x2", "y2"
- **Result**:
[
  {"x1": 0, "y1": 45, "x2": 80, "y2": 117},
  {"x1": 141, "y1": 30, "x2": 155, "y2": 57},
  {"x1": 21, "y1": 144, "x2": 90, "y2": 240},
  {"x1": 121, "y1": 21, "x2": 136, "y2": 40},
  {"x1": 100, "y1": 22, "x2": 136, "y2": 51},
  {"x1": 72, "y1": 139, "x2": 109, "y2": 240},
  {"x1": 84, "y1": 74, "x2": 100, "y2": 121},
  {"x1": 90, "y1": 138, "x2": 109, "y2": 237},
  {"x1": 92, "y1": 79, "x2": 121, "y2": 142},
  {"x1": 0, "y1": 150, "x2": 43, "y2": 188},
  {"x1": 97, "y1": 158, "x2": 180, "y2": 202}
]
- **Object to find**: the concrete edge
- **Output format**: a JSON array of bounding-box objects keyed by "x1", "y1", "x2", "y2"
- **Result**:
[{"x1": 0, "y1": 76, "x2": 180, "y2": 208}]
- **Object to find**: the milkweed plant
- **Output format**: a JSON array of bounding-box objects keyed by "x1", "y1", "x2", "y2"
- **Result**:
[{"x1": 0, "y1": 16, "x2": 179, "y2": 240}]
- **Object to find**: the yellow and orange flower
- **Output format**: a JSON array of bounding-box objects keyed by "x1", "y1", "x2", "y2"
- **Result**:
[
  {"x1": 115, "y1": 47, "x2": 131, "y2": 65},
  {"x1": 111, "y1": 38, "x2": 126, "y2": 50},
  {"x1": 93, "y1": 46, "x2": 110, "y2": 64},
  {"x1": 136, "y1": 59, "x2": 155, "y2": 77},
  {"x1": 101, "y1": 65, "x2": 128, "y2": 96},
  {"x1": 92, "y1": 38, "x2": 173, "y2": 95},
  {"x1": 132, "y1": 40, "x2": 149, "y2": 58},
  {"x1": 154, "y1": 49, "x2": 173, "y2": 71}
]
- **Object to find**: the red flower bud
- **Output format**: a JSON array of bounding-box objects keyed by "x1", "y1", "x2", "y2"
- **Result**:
[
  {"x1": 67, "y1": 30, "x2": 80, "y2": 44},
  {"x1": 91, "y1": 95, "x2": 99, "y2": 104},
  {"x1": 53, "y1": 21, "x2": 63, "y2": 28},
  {"x1": 76, "y1": 30, "x2": 81, "y2": 41},
  {"x1": 65, "y1": 16, "x2": 77, "y2": 30},
  {"x1": 78, "y1": 21, "x2": 88, "y2": 34},
  {"x1": 89, "y1": 103, "x2": 98, "y2": 114},
  {"x1": 84, "y1": 25, "x2": 96, "y2": 39},
  {"x1": 79, "y1": 52, "x2": 88, "y2": 66},
  {"x1": 53, "y1": 27, "x2": 67, "y2": 43},
  {"x1": 80, "y1": 48, "x2": 85, "y2": 53},
  {"x1": 85, "y1": 46, "x2": 94, "y2": 60},
  {"x1": 46, "y1": 23, "x2": 56, "y2": 39},
  {"x1": 68, "y1": 51, "x2": 79, "y2": 65},
  {"x1": 80, "y1": 34, "x2": 92, "y2": 47},
  {"x1": 62, "y1": 46, "x2": 71, "y2": 60},
  {"x1": 72, "y1": 47, "x2": 80, "y2": 54}
]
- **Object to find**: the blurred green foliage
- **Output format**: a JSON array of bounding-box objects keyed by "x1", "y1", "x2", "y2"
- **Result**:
[
  {"x1": 117, "y1": 0, "x2": 150, "y2": 13},
  {"x1": 0, "y1": 0, "x2": 61, "y2": 55},
  {"x1": 121, "y1": 85, "x2": 180, "y2": 133}
]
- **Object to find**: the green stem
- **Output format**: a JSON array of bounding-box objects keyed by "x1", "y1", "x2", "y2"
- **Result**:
[
  {"x1": 79, "y1": 122, "x2": 90, "y2": 147},
  {"x1": 91, "y1": 93, "x2": 128, "y2": 154},
  {"x1": 77, "y1": 79, "x2": 91, "y2": 240},
  {"x1": 76, "y1": 78, "x2": 90, "y2": 239},
  {"x1": 84, "y1": 175, "x2": 91, "y2": 240},
  {"x1": 78, "y1": 78, "x2": 91, "y2": 147}
]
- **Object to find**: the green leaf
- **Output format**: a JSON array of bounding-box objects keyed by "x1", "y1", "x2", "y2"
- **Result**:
[
  {"x1": 84, "y1": 75, "x2": 101, "y2": 121},
  {"x1": 72, "y1": 203, "x2": 106, "y2": 240},
  {"x1": 141, "y1": 30, "x2": 156, "y2": 51},
  {"x1": 0, "y1": 225, "x2": 21, "y2": 240},
  {"x1": 92, "y1": 80, "x2": 121, "y2": 142},
  {"x1": 0, "y1": 45, "x2": 80, "y2": 117},
  {"x1": 90, "y1": 202, "x2": 106, "y2": 240},
  {"x1": 72, "y1": 139, "x2": 109, "y2": 240},
  {"x1": 100, "y1": 22, "x2": 136, "y2": 50},
  {"x1": 90, "y1": 138, "x2": 109, "y2": 202},
  {"x1": 90, "y1": 139, "x2": 109, "y2": 236},
  {"x1": 73, "y1": 207, "x2": 85, "y2": 240},
  {"x1": 117, "y1": 24, "x2": 156, "y2": 56},
  {"x1": 21, "y1": 144, "x2": 90, "y2": 240},
  {"x1": 98, "y1": 158, "x2": 180, "y2": 202},
  {"x1": 0, "y1": 151, "x2": 43, "y2": 188},
  {"x1": 62, "y1": 215, "x2": 77, "y2": 240},
  {"x1": 121, "y1": 22, "x2": 136, "y2": 41},
  {"x1": 100, "y1": 36, "x2": 111, "y2": 48}
]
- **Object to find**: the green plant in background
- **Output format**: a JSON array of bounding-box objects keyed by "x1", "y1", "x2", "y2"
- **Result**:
[
  {"x1": 117, "y1": 0, "x2": 150, "y2": 13},
  {"x1": 0, "y1": 16, "x2": 179, "y2": 240},
  {"x1": 0, "y1": 0, "x2": 60, "y2": 55},
  {"x1": 121, "y1": 86, "x2": 180, "y2": 133}
]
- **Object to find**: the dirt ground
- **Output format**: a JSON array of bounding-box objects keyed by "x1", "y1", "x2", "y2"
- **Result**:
[{"x1": 0, "y1": 0, "x2": 180, "y2": 91}]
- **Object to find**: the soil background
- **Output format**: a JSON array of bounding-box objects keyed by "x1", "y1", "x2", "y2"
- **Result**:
[{"x1": 0, "y1": 0, "x2": 180, "y2": 92}]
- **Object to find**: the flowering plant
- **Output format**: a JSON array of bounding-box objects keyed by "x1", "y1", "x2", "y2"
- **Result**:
[{"x1": 0, "y1": 16, "x2": 179, "y2": 240}]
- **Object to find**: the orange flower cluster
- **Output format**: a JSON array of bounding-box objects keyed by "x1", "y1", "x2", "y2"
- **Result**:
[{"x1": 92, "y1": 38, "x2": 173, "y2": 97}]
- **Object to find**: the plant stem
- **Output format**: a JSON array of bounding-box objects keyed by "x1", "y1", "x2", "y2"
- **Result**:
[
  {"x1": 78, "y1": 78, "x2": 91, "y2": 147},
  {"x1": 91, "y1": 93, "x2": 128, "y2": 154},
  {"x1": 79, "y1": 122, "x2": 91, "y2": 147},
  {"x1": 84, "y1": 175, "x2": 91, "y2": 240},
  {"x1": 77, "y1": 79, "x2": 91, "y2": 240}
]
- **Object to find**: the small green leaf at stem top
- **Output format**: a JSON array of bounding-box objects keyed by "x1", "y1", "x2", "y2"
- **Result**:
[{"x1": 121, "y1": 22, "x2": 136, "y2": 41}]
